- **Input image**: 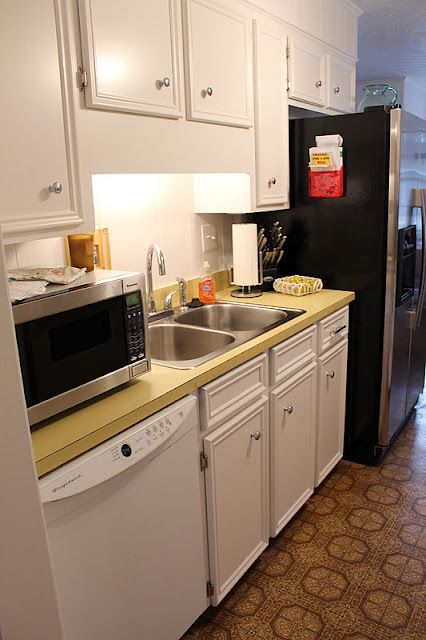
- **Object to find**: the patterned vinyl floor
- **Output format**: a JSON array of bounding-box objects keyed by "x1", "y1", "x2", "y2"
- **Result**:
[{"x1": 182, "y1": 394, "x2": 426, "y2": 640}]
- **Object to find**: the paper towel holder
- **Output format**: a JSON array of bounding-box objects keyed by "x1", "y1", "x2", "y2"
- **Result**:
[{"x1": 231, "y1": 250, "x2": 263, "y2": 298}]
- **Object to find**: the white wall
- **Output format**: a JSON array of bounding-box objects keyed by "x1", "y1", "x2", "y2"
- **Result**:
[
  {"x1": 4, "y1": 238, "x2": 66, "y2": 270},
  {"x1": 5, "y1": 175, "x2": 241, "y2": 286},
  {"x1": 92, "y1": 174, "x2": 239, "y2": 287}
]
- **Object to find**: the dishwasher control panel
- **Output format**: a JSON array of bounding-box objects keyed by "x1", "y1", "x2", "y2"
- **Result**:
[
  {"x1": 109, "y1": 415, "x2": 175, "y2": 465},
  {"x1": 39, "y1": 396, "x2": 196, "y2": 503}
]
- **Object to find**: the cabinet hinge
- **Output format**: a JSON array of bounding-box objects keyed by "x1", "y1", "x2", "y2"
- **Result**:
[
  {"x1": 78, "y1": 67, "x2": 88, "y2": 91},
  {"x1": 286, "y1": 78, "x2": 290, "y2": 92},
  {"x1": 286, "y1": 45, "x2": 290, "y2": 59},
  {"x1": 206, "y1": 581, "x2": 215, "y2": 597},
  {"x1": 200, "y1": 452, "x2": 208, "y2": 471}
]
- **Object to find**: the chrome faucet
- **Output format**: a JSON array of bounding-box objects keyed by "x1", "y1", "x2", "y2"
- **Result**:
[
  {"x1": 176, "y1": 276, "x2": 188, "y2": 311},
  {"x1": 146, "y1": 243, "x2": 166, "y2": 315}
]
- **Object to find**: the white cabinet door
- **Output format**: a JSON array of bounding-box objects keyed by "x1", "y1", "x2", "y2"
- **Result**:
[
  {"x1": 329, "y1": 0, "x2": 358, "y2": 58},
  {"x1": 288, "y1": 35, "x2": 326, "y2": 107},
  {"x1": 0, "y1": 0, "x2": 92, "y2": 244},
  {"x1": 183, "y1": 0, "x2": 253, "y2": 127},
  {"x1": 204, "y1": 396, "x2": 269, "y2": 605},
  {"x1": 253, "y1": 21, "x2": 289, "y2": 207},
  {"x1": 78, "y1": 0, "x2": 183, "y2": 118},
  {"x1": 328, "y1": 56, "x2": 355, "y2": 113},
  {"x1": 316, "y1": 339, "x2": 348, "y2": 486},
  {"x1": 270, "y1": 363, "x2": 317, "y2": 537}
]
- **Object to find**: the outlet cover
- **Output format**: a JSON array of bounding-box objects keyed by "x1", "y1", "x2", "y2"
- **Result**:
[{"x1": 202, "y1": 224, "x2": 218, "y2": 251}]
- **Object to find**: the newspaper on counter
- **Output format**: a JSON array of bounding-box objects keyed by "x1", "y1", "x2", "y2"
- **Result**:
[
  {"x1": 9, "y1": 280, "x2": 48, "y2": 303},
  {"x1": 8, "y1": 266, "x2": 86, "y2": 284}
]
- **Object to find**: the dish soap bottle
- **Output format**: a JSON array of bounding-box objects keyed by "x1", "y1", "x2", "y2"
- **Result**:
[{"x1": 199, "y1": 261, "x2": 216, "y2": 305}]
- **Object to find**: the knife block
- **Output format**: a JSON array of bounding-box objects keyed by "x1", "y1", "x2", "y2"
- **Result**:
[{"x1": 260, "y1": 267, "x2": 278, "y2": 291}]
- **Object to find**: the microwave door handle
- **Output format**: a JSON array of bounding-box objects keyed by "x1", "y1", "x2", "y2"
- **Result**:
[{"x1": 413, "y1": 188, "x2": 426, "y2": 327}]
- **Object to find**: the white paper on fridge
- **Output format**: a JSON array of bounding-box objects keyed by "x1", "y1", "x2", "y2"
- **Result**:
[
  {"x1": 315, "y1": 134, "x2": 343, "y2": 147},
  {"x1": 309, "y1": 145, "x2": 343, "y2": 171}
]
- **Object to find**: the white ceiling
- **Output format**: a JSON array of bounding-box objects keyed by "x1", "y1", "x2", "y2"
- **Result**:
[{"x1": 355, "y1": 0, "x2": 426, "y2": 83}]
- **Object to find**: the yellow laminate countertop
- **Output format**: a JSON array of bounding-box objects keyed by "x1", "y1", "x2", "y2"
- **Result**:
[{"x1": 32, "y1": 288, "x2": 355, "y2": 477}]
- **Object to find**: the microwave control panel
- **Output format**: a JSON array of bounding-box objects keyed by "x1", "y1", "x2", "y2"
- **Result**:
[{"x1": 125, "y1": 292, "x2": 145, "y2": 362}]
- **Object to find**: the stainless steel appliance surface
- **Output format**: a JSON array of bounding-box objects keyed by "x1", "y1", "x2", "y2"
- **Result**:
[
  {"x1": 13, "y1": 269, "x2": 150, "y2": 425},
  {"x1": 149, "y1": 301, "x2": 305, "y2": 369},
  {"x1": 255, "y1": 106, "x2": 426, "y2": 464}
]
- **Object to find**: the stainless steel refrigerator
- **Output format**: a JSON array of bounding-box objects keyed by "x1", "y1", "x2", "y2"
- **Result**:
[{"x1": 253, "y1": 106, "x2": 426, "y2": 464}]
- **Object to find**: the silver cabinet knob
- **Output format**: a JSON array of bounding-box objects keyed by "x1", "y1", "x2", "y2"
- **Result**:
[
  {"x1": 268, "y1": 177, "x2": 277, "y2": 187},
  {"x1": 203, "y1": 87, "x2": 213, "y2": 97},
  {"x1": 315, "y1": 80, "x2": 322, "y2": 88},
  {"x1": 48, "y1": 182, "x2": 63, "y2": 194},
  {"x1": 327, "y1": 371, "x2": 335, "y2": 379},
  {"x1": 250, "y1": 431, "x2": 262, "y2": 441},
  {"x1": 157, "y1": 77, "x2": 171, "y2": 88},
  {"x1": 333, "y1": 86, "x2": 340, "y2": 94},
  {"x1": 283, "y1": 405, "x2": 294, "y2": 414}
]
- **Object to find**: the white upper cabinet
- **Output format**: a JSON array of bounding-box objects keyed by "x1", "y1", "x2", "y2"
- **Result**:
[
  {"x1": 183, "y1": 0, "x2": 253, "y2": 127},
  {"x1": 301, "y1": 0, "x2": 329, "y2": 43},
  {"x1": 329, "y1": 0, "x2": 359, "y2": 58},
  {"x1": 288, "y1": 34, "x2": 326, "y2": 107},
  {"x1": 327, "y1": 55, "x2": 356, "y2": 112},
  {"x1": 253, "y1": 20, "x2": 289, "y2": 207},
  {"x1": 0, "y1": 0, "x2": 93, "y2": 244},
  {"x1": 78, "y1": 0, "x2": 183, "y2": 118}
]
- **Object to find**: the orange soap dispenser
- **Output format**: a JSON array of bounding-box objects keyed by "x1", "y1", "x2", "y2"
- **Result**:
[{"x1": 199, "y1": 261, "x2": 216, "y2": 304}]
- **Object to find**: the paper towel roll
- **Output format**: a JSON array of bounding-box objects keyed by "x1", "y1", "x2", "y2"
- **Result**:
[{"x1": 232, "y1": 224, "x2": 259, "y2": 286}]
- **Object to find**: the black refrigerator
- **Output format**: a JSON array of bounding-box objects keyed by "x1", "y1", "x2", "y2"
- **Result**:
[{"x1": 254, "y1": 106, "x2": 426, "y2": 464}]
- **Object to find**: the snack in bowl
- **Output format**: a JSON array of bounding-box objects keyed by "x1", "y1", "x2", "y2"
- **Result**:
[{"x1": 273, "y1": 275, "x2": 323, "y2": 296}]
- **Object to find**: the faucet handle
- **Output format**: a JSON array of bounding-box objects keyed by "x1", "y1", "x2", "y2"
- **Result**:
[
  {"x1": 176, "y1": 276, "x2": 188, "y2": 311},
  {"x1": 164, "y1": 290, "x2": 176, "y2": 311}
]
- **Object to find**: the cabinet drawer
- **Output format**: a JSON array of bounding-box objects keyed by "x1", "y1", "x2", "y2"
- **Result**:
[
  {"x1": 270, "y1": 325, "x2": 317, "y2": 387},
  {"x1": 318, "y1": 306, "x2": 349, "y2": 354},
  {"x1": 199, "y1": 354, "x2": 268, "y2": 431}
]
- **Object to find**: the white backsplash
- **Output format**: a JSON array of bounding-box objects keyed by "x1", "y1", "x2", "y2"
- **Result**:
[
  {"x1": 5, "y1": 174, "x2": 240, "y2": 286},
  {"x1": 92, "y1": 174, "x2": 240, "y2": 288},
  {"x1": 4, "y1": 238, "x2": 66, "y2": 271}
]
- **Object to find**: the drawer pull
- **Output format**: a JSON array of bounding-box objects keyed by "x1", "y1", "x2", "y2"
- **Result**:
[
  {"x1": 250, "y1": 431, "x2": 262, "y2": 441},
  {"x1": 283, "y1": 405, "x2": 294, "y2": 414},
  {"x1": 327, "y1": 371, "x2": 335, "y2": 379},
  {"x1": 330, "y1": 324, "x2": 346, "y2": 337}
]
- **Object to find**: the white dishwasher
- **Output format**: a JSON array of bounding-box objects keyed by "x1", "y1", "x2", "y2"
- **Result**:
[{"x1": 40, "y1": 395, "x2": 208, "y2": 640}]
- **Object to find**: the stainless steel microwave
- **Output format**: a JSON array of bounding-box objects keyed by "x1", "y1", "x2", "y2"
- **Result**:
[{"x1": 13, "y1": 270, "x2": 150, "y2": 426}]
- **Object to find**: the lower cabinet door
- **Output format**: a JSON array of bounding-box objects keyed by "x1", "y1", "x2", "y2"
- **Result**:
[
  {"x1": 270, "y1": 362, "x2": 317, "y2": 537},
  {"x1": 316, "y1": 339, "x2": 348, "y2": 486},
  {"x1": 203, "y1": 395, "x2": 269, "y2": 605}
]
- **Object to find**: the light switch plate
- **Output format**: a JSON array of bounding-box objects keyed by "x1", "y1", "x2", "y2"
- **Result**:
[{"x1": 202, "y1": 224, "x2": 218, "y2": 251}]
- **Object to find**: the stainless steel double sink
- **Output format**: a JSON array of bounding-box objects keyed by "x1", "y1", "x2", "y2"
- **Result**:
[{"x1": 149, "y1": 301, "x2": 305, "y2": 369}]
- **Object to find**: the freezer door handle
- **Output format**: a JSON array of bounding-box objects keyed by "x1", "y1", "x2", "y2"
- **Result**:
[{"x1": 413, "y1": 189, "x2": 426, "y2": 327}]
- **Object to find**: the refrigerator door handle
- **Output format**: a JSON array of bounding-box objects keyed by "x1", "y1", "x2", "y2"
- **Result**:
[{"x1": 413, "y1": 188, "x2": 426, "y2": 328}]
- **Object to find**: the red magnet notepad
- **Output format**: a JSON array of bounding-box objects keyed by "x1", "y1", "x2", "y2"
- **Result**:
[{"x1": 309, "y1": 167, "x2": 344, "y2": 198}]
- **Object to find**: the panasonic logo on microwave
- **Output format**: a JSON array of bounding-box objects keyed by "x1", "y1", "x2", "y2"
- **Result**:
[{"x1": 51, "y1": 473, "x2": 82, "y2": 494}]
